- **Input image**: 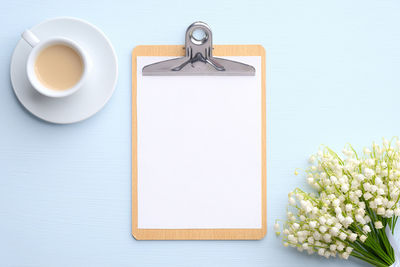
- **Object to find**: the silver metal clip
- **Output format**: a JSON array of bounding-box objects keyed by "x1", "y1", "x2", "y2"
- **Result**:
[{"x1": 142, "y1": 21, "x2": 255, "y2": 76}]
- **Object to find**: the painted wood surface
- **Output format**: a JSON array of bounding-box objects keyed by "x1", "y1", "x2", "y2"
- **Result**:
[{"x1": 1, "y1": 0, "x2": 400, "y2": 266}]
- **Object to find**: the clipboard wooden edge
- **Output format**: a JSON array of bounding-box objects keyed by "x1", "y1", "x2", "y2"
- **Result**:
[{"x1": 132, "y1": 45, "x2": 266, "y2": 240}]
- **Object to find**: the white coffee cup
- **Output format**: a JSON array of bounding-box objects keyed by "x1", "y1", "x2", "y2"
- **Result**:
[{"x1": 22, "y1": 30, "x2": 89, "y2": 98}]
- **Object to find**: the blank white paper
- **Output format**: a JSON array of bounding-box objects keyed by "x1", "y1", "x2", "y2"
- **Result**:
[{"x1": 137, "y1": 56, "x2": 262, "y2": 229}]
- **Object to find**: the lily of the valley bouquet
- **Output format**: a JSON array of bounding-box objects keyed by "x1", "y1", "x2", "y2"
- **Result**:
[{"x1": 275, "y1": 139, "x2": 400, "y2": 266}]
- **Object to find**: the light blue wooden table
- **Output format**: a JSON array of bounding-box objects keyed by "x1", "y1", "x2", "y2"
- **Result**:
[{"x1": 1, "y1": 0, "x2": 399, "y2": 266}]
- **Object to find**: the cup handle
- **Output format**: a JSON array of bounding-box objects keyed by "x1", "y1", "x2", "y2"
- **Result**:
[{"x1": 22, "y1": 30, "x2": 40, "y2": 47}]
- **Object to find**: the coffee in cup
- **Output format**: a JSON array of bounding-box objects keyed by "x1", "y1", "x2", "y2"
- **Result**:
[
  {"x1": 34, "y1": 44, "x2": 83, "y2": 91},
  {"x1": 22, "y1": 30, "x2": 89, "y2": 98}
]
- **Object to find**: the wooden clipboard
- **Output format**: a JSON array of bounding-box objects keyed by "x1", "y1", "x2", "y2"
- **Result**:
[{"x1": 132, "y1": 44, "x2": 266, "y2": 240}]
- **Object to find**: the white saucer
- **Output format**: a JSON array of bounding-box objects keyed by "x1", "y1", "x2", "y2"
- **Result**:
[{"x1": 10, "y1": 17, "x2": 118, "y2": 124}]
